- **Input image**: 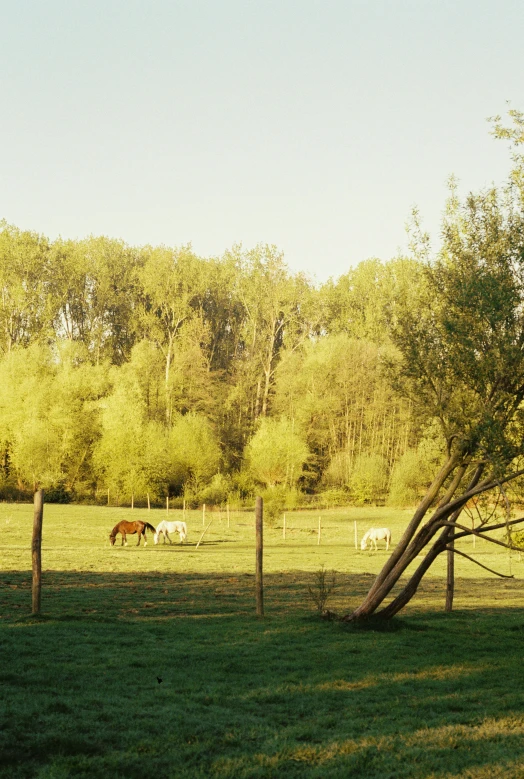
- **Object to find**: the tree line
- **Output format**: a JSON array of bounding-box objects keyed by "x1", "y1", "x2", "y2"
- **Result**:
[{"x1": 0, "y1": 224, "x2": 430, "y2": 506}]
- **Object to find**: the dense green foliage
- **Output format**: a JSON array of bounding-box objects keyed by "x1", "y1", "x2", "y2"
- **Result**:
[{"x1": 0, "y1": 227, "x2": 421, "y2": 506}]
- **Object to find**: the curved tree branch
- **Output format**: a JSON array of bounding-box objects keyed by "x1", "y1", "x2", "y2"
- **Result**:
[
  {"x1": 445, "y1": 546, "x2": 514, "y2": 578},
  {"x1": 439, "y1": 517, "x2": 524, "y2": 549}
]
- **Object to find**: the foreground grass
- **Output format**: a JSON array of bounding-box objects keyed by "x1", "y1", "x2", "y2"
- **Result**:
[{"x1": 1, "y1": 503, "x2": 524, "y2": 777}]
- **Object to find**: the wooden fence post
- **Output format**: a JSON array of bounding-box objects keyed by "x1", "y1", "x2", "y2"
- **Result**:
[
  {"x1": 147, "y1": 493, "x2": 150, "y2": 511},
  {"x1": 202, "y1": 503, "x2": 206, "y2": 527},
  {"x1": 166, "y1": 496, "x2": 169, "y2": 514},
  {"x1": 256, "y1": 497, "x2": 264, "y2": 616},
  {"x1": 445, "y1": 537, "x2": 454, "y2": 612},
  {"x1": 107, "y1": 488, "x2": 110, "y2": 506},
  {"x1": 227, "y1": 502, "x2": 230, "y2": 529},
  {"x1": 32, "y1": 490, "x2": 44, "y2": 615}
]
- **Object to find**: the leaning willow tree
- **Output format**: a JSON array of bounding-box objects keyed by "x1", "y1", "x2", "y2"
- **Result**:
[{"x1": 345, "y1": 115, "x2": 524, "y2": 620}]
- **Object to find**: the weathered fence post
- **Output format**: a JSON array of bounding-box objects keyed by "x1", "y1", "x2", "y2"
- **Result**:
[
  {"x1": 227, "y1": 502, "x2": 230, "y2": 529},
  {"x1": 147, "y1": 493, "x2": 150, "y2": 511},
  {"x1": 32, "y1": 490, "x2": 44, "y2": 615},
  {"x1": 255, "y1": 496, "x2": 264, "y2": 616},
  {"x1": 445, "y1": 537, "x2": 454, "y2": 612},
  {"x1": 107, "y1": 488, "x2": 110, "y2": 506},
  {"x1": 202, "y1": 503, "x2": 206, "y2": 527},
  {"x1": 166, "y1": 495, "x2": 169, "y2": 514}
]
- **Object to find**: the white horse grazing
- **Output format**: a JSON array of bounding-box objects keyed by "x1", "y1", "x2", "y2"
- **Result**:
[
  {"x1": 154, "y1": 520, "x2": 188, "y2": 545},
  {"x1": 360, "y1": 527, "x2": 391, "y2": 551}
]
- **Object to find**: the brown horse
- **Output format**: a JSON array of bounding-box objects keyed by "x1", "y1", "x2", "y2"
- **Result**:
[{"x1": 109, "y1": 520, "x2": 157, "y2": 547}]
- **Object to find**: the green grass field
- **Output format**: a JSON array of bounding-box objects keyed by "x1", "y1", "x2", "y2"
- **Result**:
[{"x1": 1, "y1": 503, "x2": 524, "y2": 778}]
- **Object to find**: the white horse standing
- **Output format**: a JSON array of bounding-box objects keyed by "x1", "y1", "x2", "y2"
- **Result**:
[
  {"x1": 360, "y1": 527, "x2": 391, "y2": 551},
  {"x1": 154, "y1": 520, "x2": 188, "y2": 545}
]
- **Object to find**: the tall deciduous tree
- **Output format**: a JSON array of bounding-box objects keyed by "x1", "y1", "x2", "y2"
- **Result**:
[
  {"x1": 244, "y1": 417, "x2": 310, "y2": 488},
  {"x1": 274, "y1": 333, "x2": 412, "y2": 488},
  {"x1": 0, "y1": 222, "x2": 51, "y2": 354},
  {"x1": 137, "y1": 245, "x2": 209, "y2": 421},
  {"x1": 228, "y1": 244, "x2": 318, "y2": 426},
  {"x1": 48, "y1": 236, "x2": 139, "y2": 363},
  {"x1": 0, "y1": 343, "x2": 107, "y2": 492},
  {"x1": 346, "y1": 160, "x2": 524, "y2": 620}
]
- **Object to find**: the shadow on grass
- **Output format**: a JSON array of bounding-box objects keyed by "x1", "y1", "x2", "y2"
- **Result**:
[{"x1": 1, "y1": 571, "x2": 524, "y2": 777}]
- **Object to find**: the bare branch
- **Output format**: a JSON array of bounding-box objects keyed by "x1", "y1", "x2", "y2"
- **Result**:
[
  {"x1": 446, "y1": 546, "x2": 514, "y2": 578},
  {"x1": 432, "y1": 467, "x2": 524, "y2": 524},
  {"x1": 439, "y1": 517, "x2": 524, "y2": 549},
  {"x1": 454, "y1": 515, "x2": 524, "y2": 538}
]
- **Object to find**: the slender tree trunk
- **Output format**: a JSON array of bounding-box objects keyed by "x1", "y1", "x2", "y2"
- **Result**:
[
  {"x1": 254, "y1": 378, "x2": 261, "y2": 419},
  {"x1": 165, "y1": 337, "x2": 173, "y2": 423},
  {"x1": 261, "y1": 322, "x2": 277, "y2": 417},
  {"x1": 375, "y1": 530, "x2": 449, "y2": 619}
]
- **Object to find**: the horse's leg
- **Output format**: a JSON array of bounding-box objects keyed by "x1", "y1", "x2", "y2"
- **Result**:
[
  {"x1": 122, "y1": 532, "x2": 126, "y2": 546},
  {"x1": 137, "y1": 530, "x2": 141, "y2": 546},
  {"x1": 166, "y1": 532, "x2": 172, "y2": 545},
  {"x1": 144, "y1": 531, "x2": 147, "y2": 547}
]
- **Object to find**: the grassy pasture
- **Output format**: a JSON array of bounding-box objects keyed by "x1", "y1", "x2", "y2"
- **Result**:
[{"x1": 1, "y1": 503, "x2": 524, "y2": 778}]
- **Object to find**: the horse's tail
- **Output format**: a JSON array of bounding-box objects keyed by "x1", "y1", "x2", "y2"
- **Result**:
[{"x1": 143, "y1": 522, "x2": 157, "y2": 533}]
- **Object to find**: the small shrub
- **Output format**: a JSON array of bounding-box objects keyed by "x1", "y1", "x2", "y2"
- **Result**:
[
  {"x1": 388, "y1": 449, "x2": 430, "y2": 507},
  {"x1": 198, "y1": 473, "x2": 232, "y2": 506},
  {"x1": 0, "y1": 482, "x2": 26, "y2": 501},
  {"x1": 316, "y1": 488, "x2": 349, "y2": 508},
  {"x1": 349, "y1": 454, "x2": 388, "y2": 505},
  {"x1": 45, "y1": 483, "x2": 72, "y2": 504},
  {"x1": 261, "y1": 486, "x2": 287, "y2": 527},
  {"x1": 307, "y1": 565, "x2": 337, "y2": 613},
  {"x1": 263, "y1": 499, "x2": 284, "y2": 528},
  {"x1": 230, "y1": 470, "x2": 256, "y2": 501}
]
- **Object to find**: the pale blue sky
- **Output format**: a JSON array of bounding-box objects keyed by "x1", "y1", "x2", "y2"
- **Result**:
[{"x1": 1, "y1": 1, "x2": 522, "y2": 281}]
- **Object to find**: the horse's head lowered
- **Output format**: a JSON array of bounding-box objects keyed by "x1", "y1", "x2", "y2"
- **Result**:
[{"x1": 109, "y1": 531, "x2": 116, "y2": 546}]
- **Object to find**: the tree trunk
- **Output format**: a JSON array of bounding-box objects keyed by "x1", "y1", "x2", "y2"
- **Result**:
[
  {"x1": 343, "y1": 457, "x2": 497, "y2": 621},
  {"x1": 261, "y1": 322, "x2": 277, "y2": 417},
  {"x1": 349, "y1": 454, "x2": 461, "y2": 619}
]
